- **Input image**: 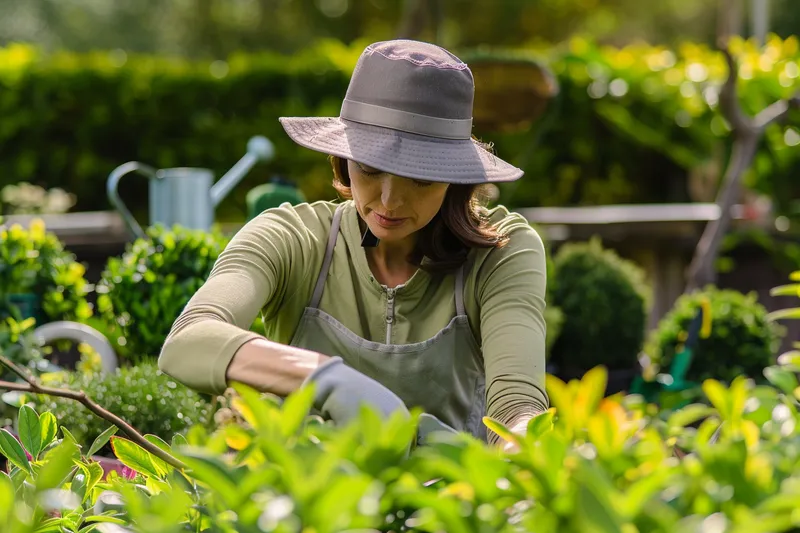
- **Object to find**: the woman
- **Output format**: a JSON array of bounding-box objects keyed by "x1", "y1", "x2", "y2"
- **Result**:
[{"x1": 159, "y1": 39, "x2": 549, "y2": 450}]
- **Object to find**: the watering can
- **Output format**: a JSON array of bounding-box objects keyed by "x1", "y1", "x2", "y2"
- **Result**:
[{"x1": 107, "y1": 136, "x2": 275, "y2": 240}]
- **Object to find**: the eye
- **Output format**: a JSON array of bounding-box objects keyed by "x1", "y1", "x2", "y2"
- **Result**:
[{"x1": 355, "y1": 162, "x2": 382, "y2": 175}]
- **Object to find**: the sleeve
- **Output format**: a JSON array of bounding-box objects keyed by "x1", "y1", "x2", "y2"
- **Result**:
[
  {"x1": 476, "y1": 221, "x2": 550, "y2": 444},
  {"x1": 157, "y1": 204, "x2": 324, "y2": 395}
]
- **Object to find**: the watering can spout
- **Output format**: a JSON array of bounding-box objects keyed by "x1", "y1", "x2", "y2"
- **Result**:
[{"x1": 210, "y1": 135, "x2": 275, "y2": 207}]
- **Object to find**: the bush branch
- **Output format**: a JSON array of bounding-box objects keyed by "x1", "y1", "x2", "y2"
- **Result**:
[
  {"x1": 685, "y1": 40, "x2": 800, "y2": 292},
  {"x1": 0, "y1": 353, "x2": 185, "y2": 470}
]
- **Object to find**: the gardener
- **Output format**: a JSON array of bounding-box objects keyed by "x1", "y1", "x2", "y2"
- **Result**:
[{"x1": 159, "y1": 39, "x2": 549, "y2": 450}]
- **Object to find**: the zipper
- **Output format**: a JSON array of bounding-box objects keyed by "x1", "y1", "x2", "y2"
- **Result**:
[{"x1": 385, "y1": 287, "x2": 396, "y2": 343}]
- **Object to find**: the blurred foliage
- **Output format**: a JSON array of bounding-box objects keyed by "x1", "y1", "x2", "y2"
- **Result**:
[
  {"x1": 0, "y1": 35, "x2": 799, "y2": 221},
  {"x1": 549, "y1": 237, "x2": 651, "y2": 374},
  {"x1": 2, "y1": 0, "x2": 796, "y2": 57},
  {"x1": 0, "y1": 218, "x2": 93, "y2": 325},
  {"x1": 1, "y1": 182, "x2": 75, "y2": 215},
  {"x1": 6, "y1": 360, "x2": 800, "y2": 531},
  {"x1": 644, "y1": 286, "x2": 785, "y2": 385},
  {"x1": 96, "y1": 224, "x2": 232, "y2": 362}
]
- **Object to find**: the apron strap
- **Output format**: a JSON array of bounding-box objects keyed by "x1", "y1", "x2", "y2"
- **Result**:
[
  {"x1": 309, "y1": 203, "x2": 346, "y2": 309},
  {"x1": 455, "y1": 262, "x2": 466, "y2": 317}
]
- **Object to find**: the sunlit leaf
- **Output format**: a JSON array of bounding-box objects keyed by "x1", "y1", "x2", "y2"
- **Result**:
[
  {"x1": 0, "y1": 428, "x2": 31, "y2": 473},
  {"x1": 110, "y1": 437, "x2": 160, "y2": 479},
  {"x1": 86, "y1": 426, "x2": 119, "y2": 458},
  {"x1": 36, "y1": 439, "x2": 79, "y2": 492},
  {"x1": 18, "y1": 405, "x2": 43, "y2": 459}
]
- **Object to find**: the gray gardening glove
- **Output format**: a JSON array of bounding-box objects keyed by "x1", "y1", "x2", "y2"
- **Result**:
[
  {"x1": 303, "y1": 356, "x2": 410, "y2": 426},
  {"x1": 417, "y1": 413, "x2": 459, "y2": 446}
]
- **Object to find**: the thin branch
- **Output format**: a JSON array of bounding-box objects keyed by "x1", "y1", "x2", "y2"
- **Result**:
[
  {"x1": 718, "y1": 44, "x2": 751, "y2": 133},
  {"x1": 0, "y1": 354, "x2": 185, "y2": 470},
  {"x1": 683, "y1": 35, "x2": 800, "y2": 292},
  {"x1": 754, "y1": 93, "x2": 800, "y2": 131}
]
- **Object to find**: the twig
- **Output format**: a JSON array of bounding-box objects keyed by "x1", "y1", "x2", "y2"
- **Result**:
[
  {"x1": 0, "y1": 354, "x2": 185, "y2": 470},
  {"x1": 685, "y1": 38, "x2": 800, "y2": 292}
]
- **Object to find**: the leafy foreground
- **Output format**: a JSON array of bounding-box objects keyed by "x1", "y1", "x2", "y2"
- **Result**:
[{"x1": 3, "y1": 358, "x2": 800, "y2": 533}]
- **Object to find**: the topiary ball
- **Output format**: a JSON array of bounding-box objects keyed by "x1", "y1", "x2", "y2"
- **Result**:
[
  {"x1": 96, "y1": 224, "x2": 231, "y2": 361},
  {"x1": 549, "y1": 237, "x2": 650, "y2": 374},
  {"x1": 643, "y1": 286, "x2": 784, "y2": 384}
]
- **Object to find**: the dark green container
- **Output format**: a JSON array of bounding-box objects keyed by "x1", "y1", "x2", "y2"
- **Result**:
[
  {"x1": 246, "y1": 177, "x2": 307, "y2": 221},
  {"x1": 3, "y1": 293, "x2": 41, "y2": 323}
]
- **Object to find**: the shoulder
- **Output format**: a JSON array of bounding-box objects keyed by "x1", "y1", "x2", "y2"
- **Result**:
[
  {"x1": 468, "y1": 204, "x2": 547, "y2": 296},
  {"x1": 248, "y1": 200, "x2": 339, "y2": 234},
  {"x1": 230, "y1": 200, "x2": 345, "y2": 248},
  {"x1": 484, "y1": 204, "x2": 545, "y2": 256}
]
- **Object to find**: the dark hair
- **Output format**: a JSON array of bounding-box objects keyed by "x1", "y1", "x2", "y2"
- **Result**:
[{"x1": 329, "y1": 153, "x2": 509, "y2": 274}]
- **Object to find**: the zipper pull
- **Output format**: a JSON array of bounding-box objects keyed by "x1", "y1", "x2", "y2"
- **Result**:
[{"x1": 385, "y1": 287, "x2": 396, "y2": 343}]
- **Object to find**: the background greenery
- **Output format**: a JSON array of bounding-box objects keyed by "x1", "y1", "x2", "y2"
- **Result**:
[{"x1": 1, "y1": 35, "x2": 799, "y2": 224}]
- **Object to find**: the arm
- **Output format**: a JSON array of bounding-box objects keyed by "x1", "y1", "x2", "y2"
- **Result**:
[
  {"x1": 477, "y1": 222, "x2": 550, "y2": 449},
  {"x1": 158, "y1": 206, "x2": 328, "y2": 395}
]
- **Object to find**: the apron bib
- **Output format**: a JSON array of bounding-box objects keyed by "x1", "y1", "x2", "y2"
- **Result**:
[{"x1": 289, "y1": 204, "x2": 487, "y2": 441}]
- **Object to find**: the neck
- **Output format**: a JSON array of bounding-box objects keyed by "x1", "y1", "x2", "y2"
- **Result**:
[{"x1": 360, "y1": 221, "x2": 418, "y2": 286}]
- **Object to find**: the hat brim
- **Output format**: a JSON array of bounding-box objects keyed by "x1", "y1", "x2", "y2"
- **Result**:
[{"x1": 278, "y1": 117, "x2": 523, "y2": 184}]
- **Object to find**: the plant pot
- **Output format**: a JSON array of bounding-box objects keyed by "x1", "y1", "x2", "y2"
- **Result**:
[
  {"x1": 92, "y1": 455, "x2": 136, "y2": 480},
  {"x1": 4, "y1": 293, "x2": 41, "y2": 323}
]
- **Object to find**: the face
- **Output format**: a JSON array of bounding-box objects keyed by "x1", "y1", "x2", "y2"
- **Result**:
[{"x1": 347, "y1": 160, "x2": 449, "y2": 244}]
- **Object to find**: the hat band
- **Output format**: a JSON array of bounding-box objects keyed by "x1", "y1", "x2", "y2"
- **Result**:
[{"x1": 340, "y1": 99, "x2": 473, "y2": 140}]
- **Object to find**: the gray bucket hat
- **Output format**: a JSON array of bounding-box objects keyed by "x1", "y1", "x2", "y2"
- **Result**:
[{"x1": 279, "y1": 39, "x2": 524, "y2": 184}]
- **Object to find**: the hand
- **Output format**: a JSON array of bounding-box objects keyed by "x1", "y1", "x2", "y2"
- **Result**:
[
  {"x1": 303, "y1": 357, "x2": 410, "y2": 426},
  {"x1": 416, "y1": 412, "x2": 458, "y2": 446}
]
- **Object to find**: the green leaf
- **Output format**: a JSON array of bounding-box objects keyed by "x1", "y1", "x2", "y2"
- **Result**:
[
  {"x1": 18, "y1": 405, "x2": 43, "y2": 460},
  {"x1": 574, "y1": 475, "x2": 624, "y2": 533},
  {"x1": 0, "y1": 472, "x2": 14, "y2": 526},
  {"x1": 702, "y1": 379, "x2": 730, "y2": 420},
  {"x1": 769, "y1": 284, "x2": 800, "y2": 297},
  {"x1": 179, "y1": 449, "x2": 240, "y2": 509},
  {"x1": 143, "y1": 434, "x2": 175, "y2": 477},
  {"x1": 110, "y1": 437, "x2": 161, "y2": 479},
  {"x1": 526, "y1": 408, "x2": 556, "y2": 439},
  {"x1": 39, "y1": 412, "x2": 58, "y2": 452},
  {"x1": 171, "y1": 433, "x2": 188, "y2": 449},
  {"x1": 280, "y1": 385, "x2": 315, "y2": 437},
  {"x1": 667, "y1": 404, "x2": 716, "y2": 430},
  {"x1": 61, "y1": 427, "x2": 79, "y2": 445},
  {"x1": 36, "y1": 439, "x2": 79, "y2": 492},
  {"x1": 86, "y1": 426, "x2": 119, "y2": 458},
  {"x1": 482, "y1": 416, "x2": 518, "y2": 446},
  {"x1": 767, "y1": 308, "x2": 800, "y2": 321},
  {"x1": 764, "y1": 366, "x2": 800, "y2": 395},
  {"x1": 0, "y1": 428, "x2": 31, "y2": 473},
  {"x1": 580, "y1": 365, "x2": 608, "y2": 415}
]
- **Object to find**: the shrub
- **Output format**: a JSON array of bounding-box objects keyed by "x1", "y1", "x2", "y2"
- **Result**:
[
  {"x1": 0, "y1": 218, "x2": 93, "y2": 325},
  {"x1": 30, "y1": 361, "x2": 213, "y2": 453},
  {"x1": 96, "y1": 224, "x2": 231, "y2": 360},
  {"x1": 645, "y1": 286, "x2": 784, "y2": 384},
  {"x1": 549, "y1": 237, "x2": 650, "y2": 374}
]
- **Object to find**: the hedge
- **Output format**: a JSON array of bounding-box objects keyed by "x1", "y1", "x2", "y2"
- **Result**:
[{"x1": 1, "y1": 36, "x2": 799, "y2": 222}]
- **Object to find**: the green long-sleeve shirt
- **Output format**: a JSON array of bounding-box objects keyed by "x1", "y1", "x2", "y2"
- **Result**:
[{"x1": 158, "y1": 200, "x2": 549, "y2": 429}]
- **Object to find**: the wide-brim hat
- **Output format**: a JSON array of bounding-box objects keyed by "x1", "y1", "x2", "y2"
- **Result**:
[{"x1": 279, "y1": 39, "x2": 524, "y2": 184}]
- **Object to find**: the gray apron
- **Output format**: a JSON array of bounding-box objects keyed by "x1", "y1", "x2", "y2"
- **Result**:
[{"x1": 289, "y1": 204, "x2": 487, "y2": 441}]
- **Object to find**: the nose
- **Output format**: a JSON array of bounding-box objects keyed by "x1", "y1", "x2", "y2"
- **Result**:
[{"x1": 380, "y1": 175, "x2": 407, "y2": 212}]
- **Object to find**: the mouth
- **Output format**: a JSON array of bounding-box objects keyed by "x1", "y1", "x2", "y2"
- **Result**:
[{"x1": 373, "y1": 212, "x2": 407, "y2": 228}]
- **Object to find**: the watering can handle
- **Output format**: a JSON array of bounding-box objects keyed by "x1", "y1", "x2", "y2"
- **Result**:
[{"x1": 107, "y1": 161, "x2": 157, "y2": 241}]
